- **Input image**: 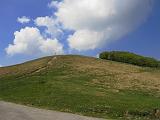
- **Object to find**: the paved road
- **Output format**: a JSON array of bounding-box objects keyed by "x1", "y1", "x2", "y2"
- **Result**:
[{"x1": 0, "y1": 101, "x2": 103, "y2": 120}]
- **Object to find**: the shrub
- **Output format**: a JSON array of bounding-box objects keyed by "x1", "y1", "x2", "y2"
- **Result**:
[{"x1": 99, "y1": 51, "x2": 159, "y2": 68}]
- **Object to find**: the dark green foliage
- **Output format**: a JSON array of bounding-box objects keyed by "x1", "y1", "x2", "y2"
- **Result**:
[{"x1": 99, "y1": 51, "x2": 160, "y2": 68}]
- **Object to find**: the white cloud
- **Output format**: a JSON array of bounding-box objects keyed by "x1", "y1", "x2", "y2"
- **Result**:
[
  {"x1": 6, "y1": 0, "x2": 154, "y2": 57},
  {"x1": 34, "y1": 16, "x2": 62, "y2": 38},
  {"x1": 68, "y1": 30, "x2": 105, "y2": 51},
  {"x1": 48, "y1": 1, "x2": 59, "y2": 8},
  {"x1": 55, "y1": 0, "x2": 153, "y2": 51},
  {"x1": 39, "y1": 38, "x2": 63, "y2": 55},
  {"x1": 35, "y1": 16, "x2": 55, "y2": 27},
  {"x1": 17, "y1": 16, "x2": 31, "y2": 24},
  {"x1": 95, "y1": 54, "x2": 99, "y2": 58},
  {"x1": 0, "y1": 64, "x2": 2, "y2": 67},
  {"x1": 6, "y1": 27, "x2": 64, "y2": 56}
]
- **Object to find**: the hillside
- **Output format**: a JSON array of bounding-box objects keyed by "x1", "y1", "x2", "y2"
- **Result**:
[{"x1": 0, "y1": 55, "x2": 160, "y2": 119}]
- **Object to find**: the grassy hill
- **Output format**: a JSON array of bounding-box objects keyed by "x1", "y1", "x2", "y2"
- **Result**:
[{"x1": 0, "y1": 55, "x2": 160, "y2": 119}]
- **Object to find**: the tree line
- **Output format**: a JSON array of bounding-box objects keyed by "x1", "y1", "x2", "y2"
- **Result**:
[{"x1": 99, "y1": 51, "x2": 160, "y2": 68}]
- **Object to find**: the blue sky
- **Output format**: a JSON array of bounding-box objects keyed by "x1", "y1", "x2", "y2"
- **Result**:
[{"x1": 0, "y1": 0, "x2": 160, "y2": 66}]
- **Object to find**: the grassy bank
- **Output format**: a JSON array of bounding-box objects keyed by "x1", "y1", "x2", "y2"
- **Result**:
[{"x1": 0, "y1": 55, "x2": 160, "y2": 119}]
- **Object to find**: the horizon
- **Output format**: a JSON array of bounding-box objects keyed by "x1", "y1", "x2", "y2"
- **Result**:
[
  {"x1": 1, "y1": 51, "x2": 159, "y2": 68},
  {"x1": 0, "y1": 0, "x2": 160, "y2": 67}
]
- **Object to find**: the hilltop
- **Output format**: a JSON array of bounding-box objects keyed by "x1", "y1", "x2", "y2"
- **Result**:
[{"x1": 0, "y1": 55, "x2": 160, "y2": 119}]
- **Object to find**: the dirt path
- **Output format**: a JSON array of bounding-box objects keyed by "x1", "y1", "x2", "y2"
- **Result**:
[{"x1": 0, "y1": 101, "x2": 104, "y2": 120}]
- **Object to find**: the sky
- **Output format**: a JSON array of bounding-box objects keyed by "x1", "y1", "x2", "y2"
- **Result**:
[{"x1": 0, "y1": 0, "x2": 160, "y2": 66}]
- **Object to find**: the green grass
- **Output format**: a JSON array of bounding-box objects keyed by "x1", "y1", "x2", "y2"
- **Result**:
[{"x1": 0, "y1": 55, "x2": 160, "y2": 119}]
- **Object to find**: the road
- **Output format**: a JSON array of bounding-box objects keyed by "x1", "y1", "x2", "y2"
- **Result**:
[{"x1": 0, "y1": 101, "x2": 103, "y2": 120}]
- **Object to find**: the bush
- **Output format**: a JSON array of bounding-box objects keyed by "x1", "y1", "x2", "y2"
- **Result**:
[{"x1": 99, "y1": 51, "x2": 159, "y2": 68}]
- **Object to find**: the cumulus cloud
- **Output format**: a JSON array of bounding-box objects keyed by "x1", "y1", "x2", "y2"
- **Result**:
[
  {"x1": 55, "y1": 0, "x2": 153, "y2": 51},
  {"x1": 68, "y1": 30, "x2": 106, "y2": 51},
  {"x1": 48, "y1": 1, "x2": 59, "y2": 8},
  {"x1": 34, "y1": 16, "x2": 62, "y2": 38},
  {"x1": 6, "y1": 0, "x2": 154, "y2": 57},
  {"x1": 17, "y1": 16, "x2": 31, "y2": 24},
  {"x1": 6, "y1": 27, "x2": 63, "y2": 56}
]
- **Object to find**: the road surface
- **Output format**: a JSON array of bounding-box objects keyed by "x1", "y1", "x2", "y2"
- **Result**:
[{"x1": 0, "y1": 101, "x2": 103, "y2": 120}]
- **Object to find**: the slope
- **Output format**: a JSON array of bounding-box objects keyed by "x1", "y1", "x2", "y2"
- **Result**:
[{"x1": 0, "y1": 55, "x2": 160, "y2": 119}]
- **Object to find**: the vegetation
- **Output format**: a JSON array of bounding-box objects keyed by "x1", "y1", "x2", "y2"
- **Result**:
[
  {"x1": 0, "y1": 55, "x2": 160, "y2": 120},
  {"x1": 99, "y1": 51, "x2": 160, "y2": 68}
]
